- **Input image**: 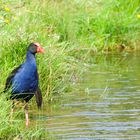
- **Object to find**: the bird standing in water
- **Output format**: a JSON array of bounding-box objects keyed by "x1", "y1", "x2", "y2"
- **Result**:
[{"x1": 4, "y1": 42, "x2": 45, "y2": 126}]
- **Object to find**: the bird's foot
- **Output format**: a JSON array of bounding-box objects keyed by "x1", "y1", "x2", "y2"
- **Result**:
[
  {"x1": 25, "y1": 103, "x2": 29, "y2": 127},
  {"x1": 26, "y1": 119, "x2": 29, "y2": 127}
]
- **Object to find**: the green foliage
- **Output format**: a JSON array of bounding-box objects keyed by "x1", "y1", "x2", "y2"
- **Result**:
[
  {"x1": 0, "y1": 95, "x2": 51, "y2": 140},
  {"x1": 0, "y1": 0, "x2": 16, "y2": 25},
  {"x1": 0, "y1": 0, "x2": 140, "y2": 139}
]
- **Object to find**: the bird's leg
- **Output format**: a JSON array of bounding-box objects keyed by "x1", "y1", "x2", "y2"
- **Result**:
[
  {"x1": 24, "y1": 103, "x2": 29, "y2": 127},
  {"x1": 10, "y1": 101, "x2": 15, "y2": 120}
]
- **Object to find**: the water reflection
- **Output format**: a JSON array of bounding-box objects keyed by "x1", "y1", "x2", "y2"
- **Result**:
[{"x1": 34, "y1": 52, "x2": 140, "y2": 139}]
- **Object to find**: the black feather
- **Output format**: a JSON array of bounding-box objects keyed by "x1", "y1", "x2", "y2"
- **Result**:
[
  {"x1": 35, "y1": 87, "x2": 42, "y2": 109},
  {"x1": 4, "y1": 65, "x2": 22, "y2": 93}
]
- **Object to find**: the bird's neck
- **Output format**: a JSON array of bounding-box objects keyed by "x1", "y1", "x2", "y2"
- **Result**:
[{"x1": 26, "y1": 51, "x2": 36, "y2": 64}]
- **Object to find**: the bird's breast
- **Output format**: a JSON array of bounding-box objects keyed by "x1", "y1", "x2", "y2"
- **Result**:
[{"x1": 12, "y1": 63, "x2": 38, "y2": 93}]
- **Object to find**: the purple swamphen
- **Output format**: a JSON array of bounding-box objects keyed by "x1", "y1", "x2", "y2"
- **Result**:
[{"x1": 4, "y1": 42, "x2": 45, "y2": 126}]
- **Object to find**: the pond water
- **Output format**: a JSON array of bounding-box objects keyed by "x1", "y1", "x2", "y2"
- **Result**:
[{"x1": 33, "y1": 52, "x2": 140, "y2": 140}]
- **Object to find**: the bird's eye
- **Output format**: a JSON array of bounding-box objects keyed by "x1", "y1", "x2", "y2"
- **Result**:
[{"x1": 34, "y1": 44, "x2": 39, "y2": 48}]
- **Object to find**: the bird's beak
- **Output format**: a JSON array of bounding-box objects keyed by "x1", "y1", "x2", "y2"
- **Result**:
[{"x1": 37, "y1": 46, "x2": 45, "y2": 53}]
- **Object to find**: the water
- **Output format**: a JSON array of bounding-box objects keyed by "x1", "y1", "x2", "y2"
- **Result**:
[{"x1": 34, "y1": 52, "x2": 140, "y2": 139}]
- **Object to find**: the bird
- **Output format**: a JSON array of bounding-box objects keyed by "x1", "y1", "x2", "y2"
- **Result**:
[{"x1": 3, "y1": 42, "x2": 45, "y2": 126}]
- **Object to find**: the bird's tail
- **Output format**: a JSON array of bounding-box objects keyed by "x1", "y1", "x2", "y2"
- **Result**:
[{"x1": 35, "y1": 87, "x2": 42, "y2": 109}]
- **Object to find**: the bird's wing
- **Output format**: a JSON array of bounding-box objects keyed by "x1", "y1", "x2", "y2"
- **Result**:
[
  {"x1": 35, "y1": 86, "x2": 42, "y2": 109},
  {"x1": 4, "y1": 65, "x2": 22, "y2": 93}
]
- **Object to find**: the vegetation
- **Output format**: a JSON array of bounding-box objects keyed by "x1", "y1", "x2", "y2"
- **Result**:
[{"x1": 0, "y1": 0, "x2": 140, "y2": 139}]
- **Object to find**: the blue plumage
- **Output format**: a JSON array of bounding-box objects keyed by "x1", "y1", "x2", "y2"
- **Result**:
[
  {"x1": 11, "y1": 51, "x2": 38, "y2": 101},
  {"x1": 4, "y1": 42, "x2": 44, "y2": 126},
  {"x1": 12, "y1": 51, "x2": 38, "y2": 93},
  {"x1": 4, "y1": 42, "x2": 44, "y2": 105}
]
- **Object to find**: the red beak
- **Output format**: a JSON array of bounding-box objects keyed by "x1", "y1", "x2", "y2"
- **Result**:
[
  {"x1": 37, "y1": 46, "x2": 45, "y2": 53},
  {"x1": 34, "y1": 42, "x2": 45, "y2": 53}
]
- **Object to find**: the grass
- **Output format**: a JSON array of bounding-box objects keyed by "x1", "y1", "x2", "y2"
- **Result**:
[
  {"x1": 0, "y1": 94, "x2": 53, "y2": 140},
  {"x1": 0, "y1": 0, "x2": 140, "y2": 139}
]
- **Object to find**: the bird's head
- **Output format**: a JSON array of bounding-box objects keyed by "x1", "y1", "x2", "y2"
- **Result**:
[{"x1": 28, "y1": 42, "x2": 45, "y2": 54}]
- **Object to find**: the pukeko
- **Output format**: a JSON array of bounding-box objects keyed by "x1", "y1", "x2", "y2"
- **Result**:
[{"x1": 4, "y1": 42, "x2": 45, "y2": 126}]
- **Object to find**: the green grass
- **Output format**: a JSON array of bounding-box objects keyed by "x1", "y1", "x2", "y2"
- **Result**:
[
  {"x1": 0, "y1": 0, "x2": 140, "y2": 139},
  {"x1": 0, "y1": 95, "x2": 53, "y2": 140}
]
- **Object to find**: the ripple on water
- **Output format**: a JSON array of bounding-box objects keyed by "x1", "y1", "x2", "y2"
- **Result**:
[{"x1": 33, "y1": 53, "x2": 140, "y2": 139}]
